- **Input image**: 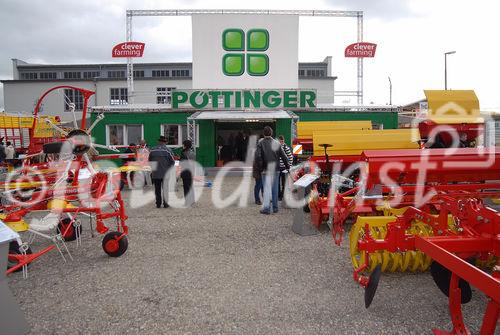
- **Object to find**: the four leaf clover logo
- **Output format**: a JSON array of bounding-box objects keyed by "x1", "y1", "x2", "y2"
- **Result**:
[{"x1": 222, "y1": 28, "x2": 269, "y2": 76}]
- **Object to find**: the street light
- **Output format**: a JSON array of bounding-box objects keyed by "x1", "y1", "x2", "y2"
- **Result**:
[
  {"x1": 388, "y1": 76, "x2": 392, "y2": 105},
  {"x1": 444, "y1": 51, "x2": 456, "y2": 90}
]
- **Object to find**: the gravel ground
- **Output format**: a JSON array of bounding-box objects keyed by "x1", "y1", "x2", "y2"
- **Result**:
[{"x1": 7, "y1": 177, "x2": 492, "y2": 335}]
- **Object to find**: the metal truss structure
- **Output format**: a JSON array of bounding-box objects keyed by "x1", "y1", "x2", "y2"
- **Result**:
[{"x1": 125, "y1": 9, "x2": 364, "y2": 105}]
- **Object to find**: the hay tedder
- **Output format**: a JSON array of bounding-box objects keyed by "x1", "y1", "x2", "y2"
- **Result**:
[{"x1": 3, "y1": 85, "x2": 133, "y2": 276}]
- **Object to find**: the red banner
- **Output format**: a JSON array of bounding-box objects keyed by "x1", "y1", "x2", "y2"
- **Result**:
[
  {"x1": 345, "y1": 42, "x2": 377, "y2": 58},
  {"x1": 112, "y1": 42, "x2": 145, "y2": 58}
]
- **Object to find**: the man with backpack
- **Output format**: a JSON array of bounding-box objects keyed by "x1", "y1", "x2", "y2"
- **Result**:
[{"x1": 254, "y1": 127, "x2": 290, "y2": 215}]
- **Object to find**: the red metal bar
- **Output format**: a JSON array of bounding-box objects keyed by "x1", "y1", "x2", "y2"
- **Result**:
[{"x1": 415, "y1": 236, "x2": 500, "y2": 302}]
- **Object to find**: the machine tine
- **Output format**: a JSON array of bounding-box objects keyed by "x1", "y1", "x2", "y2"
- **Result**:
[
  {"x1": 87, "y1": 113, "x2": 104, "y2": 132},
  {"x1": 93, "y1": 143, "x2": 120, "y2": 152}
]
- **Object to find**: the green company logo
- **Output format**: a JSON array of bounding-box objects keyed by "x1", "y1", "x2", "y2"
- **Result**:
[{"x1": 222, "y1": 28, "x2": 269, "y2": 76}]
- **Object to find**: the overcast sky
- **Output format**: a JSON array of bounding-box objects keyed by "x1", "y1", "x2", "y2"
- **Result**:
[{"x1": 0, "y1": 0, "x2": 498, "y2": 109}]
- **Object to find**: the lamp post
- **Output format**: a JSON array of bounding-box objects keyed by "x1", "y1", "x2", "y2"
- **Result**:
[
  {"x1": 444, "y1": 51, "x2": 456, "y2": 90},
  {"x1": 388, "y1": 76, "x2": 392, "y2": 105}
]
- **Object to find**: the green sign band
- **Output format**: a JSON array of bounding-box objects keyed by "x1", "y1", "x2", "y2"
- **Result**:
[{"x1": 172, "y1": 90, "x2": 316, "y2": 109}]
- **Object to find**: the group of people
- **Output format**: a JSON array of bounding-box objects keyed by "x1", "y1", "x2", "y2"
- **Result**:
[
  {"x1": 217, "y1": 131, "x2": 249, "y2": 162},
  {"x1": 252, "y1": 127, "x2": 293, "y2": 215},
  {"x1": 148, "y1": 136, "x2": 196, "y2": 208}
]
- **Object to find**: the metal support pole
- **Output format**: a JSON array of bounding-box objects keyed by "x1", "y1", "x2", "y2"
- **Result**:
[
  {"x1": 388, "y1": 76, "x2": 392, "y2": 105},
  {"x1": 444, "y1": 53, "x2": 447, "y2": 90},
  {"x1": 126, "y1": 11, "x2": 134, "y2": 104},
  {"x1": 357, "y1": 13, "x2": 364, "y2": 105}
]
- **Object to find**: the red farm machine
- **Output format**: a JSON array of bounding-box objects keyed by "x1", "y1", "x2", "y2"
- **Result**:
[
  {"x1": 2, "y1": 85, "x2": 137, "y2": 277},
  {"x1": 293, "y1": 90, "x2": 499, "y2": 334}
]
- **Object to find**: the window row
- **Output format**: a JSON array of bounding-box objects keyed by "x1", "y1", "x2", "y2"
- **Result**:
[
  {"x1": 106, "y1": 124, "x2": 199, "y2": 147},
  {"x1": 19, "y1": 69, "x2": 191, "y2": 80},
  {"x1": 298, "y1": 69, "x2": 326, "y2": 77},
  {"x1": 62, "y1": 87, "x2": 178, "y2": 109}
]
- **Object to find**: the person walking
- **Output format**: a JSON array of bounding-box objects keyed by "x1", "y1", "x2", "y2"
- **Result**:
[
  {"x1": 252, "y1": 147, "x2": 263, "y2": 205},
  {"x1": 149, "y1": 136, "x2": 175, "y2": 208},
  {"x1": 179, "y1": 139, "x2": 196, "y2": 207},
  {"x1": 255, "y1": 127, "x2": 290, "y2": 215},
  {"x1": 278, "y1": 135, "x2": 293, "y2": 201},
  {"x1": 0, "y1": 140, "x2": 6, "y2": 164},
  {"x1": 5, "y1": 141, "x2": 15, "y2": 160}
]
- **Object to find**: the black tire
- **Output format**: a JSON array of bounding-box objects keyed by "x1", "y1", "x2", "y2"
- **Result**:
[
  {"x1": 102, "y1": 232, "x2": 128, "y2": 257},
  {"x1": 57, "y1": 217, "x2": 82, "y2": 242},
  {"x1": 7, "y1": 241, "x2": 32, "y2": 272}
]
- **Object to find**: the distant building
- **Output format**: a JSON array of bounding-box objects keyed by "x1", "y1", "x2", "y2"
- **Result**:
[{"x1": 1, "y1": 58, "x2": 337, "y2": 122}]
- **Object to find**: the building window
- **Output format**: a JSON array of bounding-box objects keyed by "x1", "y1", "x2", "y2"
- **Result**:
[
  {"x1": 106, "y1": 124, "x2": 143, "y2": 146},
  {"x1": 64, "y1": 89, "x2": 84, "y2": 111},
  {"x1": 298, "y1": 69, "x2": 305, "y2": 76},
  {"x1": 108, "y1": 70, "x2": 126, "y2": 78},
  {"x1": 83, "y1": 71, "x2": 100, "y2": 79},
  {"x1": 110, "y1": 88, "x2": 128, "y2": 105},
  {"x1": 20, "y1": 72, "x2": 38, "y2": 80},
  {"x1": 161, "y1": 124, "x2": 199, "y2": 147},
  {"x1": 156, "y1": 87, "x2": 175, "y2": 104},
  {"x1": 171, "y1": 70, "x2": 189, "y2": 77},
  {"x1": 63, "y1": 71, "x2": 81, "y2": 79},
  {"x1": 152, "y1": 70, "x2": 169, "y2": 78},
  {"x1": 40, "y1": 72, "x2": 57, "y2": 79},
  {"x1": 133, "y1": 70, "x2": 144, "y2": 78}
]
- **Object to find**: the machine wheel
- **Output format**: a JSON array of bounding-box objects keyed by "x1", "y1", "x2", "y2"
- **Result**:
[
  {"x1": 7, "y1": 241, "x2": 32, "y2": 272},
  {"x1": 57, "y1": 217, "x2": 81, "y2": 242},
  {"x1": 43, "y1": 141, "x2": 64, "y2": 154},
  {"x1": 102, "y1": 232, "x2": 128, "y2": 257}
]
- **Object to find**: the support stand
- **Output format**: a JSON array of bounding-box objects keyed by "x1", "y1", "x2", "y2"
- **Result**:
[{"x1": 290, "y1": 174, "x2": 320, "y2": 236}]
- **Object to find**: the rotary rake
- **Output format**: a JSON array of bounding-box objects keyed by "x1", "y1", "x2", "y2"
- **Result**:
[
  {"x1": 319, "y1": 147, "x2": 500, "y2": 334},
  {"x1": 2, "y1": 85, "x2": 131, "y2": 276}
]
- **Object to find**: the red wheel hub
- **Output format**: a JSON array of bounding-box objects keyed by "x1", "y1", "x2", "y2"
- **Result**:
[{"x1": 104, "y1": 239, "x2": 119, "y2": 253}]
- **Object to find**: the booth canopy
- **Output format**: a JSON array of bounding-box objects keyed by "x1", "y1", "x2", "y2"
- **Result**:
[{"x1": 189, "y1": 110, "x2": 293, "y2": 121}]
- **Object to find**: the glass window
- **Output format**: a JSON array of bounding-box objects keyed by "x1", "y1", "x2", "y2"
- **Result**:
[
  {"x1": 108, "y1": 70, "x2": 125, "y2": 78},
  {"x1": 40, "y1": 72, "x2": 57, "y2": 79},
  {"x1": 152, "y1": 70, "x2": 169, "y2": 78},
  {"x1": 133, "y1": 70, "x2": 144, "y2": 78},
  {"x1": 127, "y1": 125, "x2": 142, "y2": 145},
  {"x1": 64, "y1": 71, "x2": 81, "y2": 79},
  {"x1": 156, "y1": 87, "x2": 175, "y2": 104},
  {"x1": 83, "y1": 71, "x2": 100, "y2": 79},
  {"x1": 110, "y1": 88, "x2": 128, "y2": 105},
  {"x1": 20, "y1": 72, "x2": 38, "y2": 80},
  {"x1": 107, "y1": 124, "x2": 143, "y2": 146},
  {"x1": 64, "y1": 89, "x2": 84, "y2": 111},
  {"x1": 161, "y1": 124, "x2": 198, "y2": 147},
  {"x1": 162, "y1": 125, "x2": 180, "y2": 146},
  {"x1": 108, "y1": 125, "x2": 124, "y2": 145}
]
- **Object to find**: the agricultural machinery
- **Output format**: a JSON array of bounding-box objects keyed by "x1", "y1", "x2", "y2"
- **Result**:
[{"x1": 2, "y1": 85, "x2": 136, "y2": 276}]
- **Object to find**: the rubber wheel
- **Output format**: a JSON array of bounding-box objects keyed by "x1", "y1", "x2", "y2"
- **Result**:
[
  {"x1": 7, "y1": 241, "x2": 32, "y2": 273},
  {"x1": 430, "y1": 261, "x2": 472, "y2": 304},
  {"x1": 102, "y1": 232, "x2": 128, "y2": 257},
  {"x1": 57, "y1": 217, "x2": 82, "y2": 242}
]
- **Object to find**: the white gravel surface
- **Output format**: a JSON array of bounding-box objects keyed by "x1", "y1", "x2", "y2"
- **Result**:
[{"x1": 7, "y1": 177, "x2": 490, "y2": 334}]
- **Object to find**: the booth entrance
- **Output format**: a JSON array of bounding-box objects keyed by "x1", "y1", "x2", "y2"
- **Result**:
[
  {"x1": 215, "y1": 121, "x2": 275, "y2": 164},
  {"x1": 187, "y1": 110, "x2": 296, "y2": 167}
]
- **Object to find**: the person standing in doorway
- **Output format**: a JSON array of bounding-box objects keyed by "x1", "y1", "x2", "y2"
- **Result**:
[
  {"x1": 278, "y1": 135, "x2": 293, "y2": 201},
  {"x1": 180, "y1": 139, "x2": 196, "y2": 207},
  {"x1": 255, "y1": 127, "x2": 290, "y2": 214},
  {"x1": 252, "y1": 136, "x2": 264, "y2": 205},
  {"x1": 149, "y1": 136, "x2": 175, "y2": 208}
]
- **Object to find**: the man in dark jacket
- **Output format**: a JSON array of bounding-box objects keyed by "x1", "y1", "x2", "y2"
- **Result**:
[
  {"x1": 255, "y1": 126, "x2": 290, "y2": 214},
  {"x1": 149, "y1": 136, "x2": 175, "y2": 208}
]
